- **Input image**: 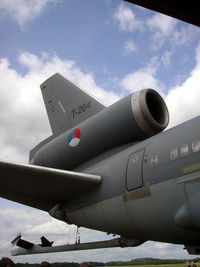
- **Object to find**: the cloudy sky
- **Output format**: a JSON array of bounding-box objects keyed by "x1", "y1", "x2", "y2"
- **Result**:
[{"x1": 1, "y1": 0, "x2": 200, "y2": 264}]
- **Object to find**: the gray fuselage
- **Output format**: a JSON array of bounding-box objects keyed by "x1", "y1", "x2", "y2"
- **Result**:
[{"x1": 60, "y1": 116, "x2": 200, "y2": 246}]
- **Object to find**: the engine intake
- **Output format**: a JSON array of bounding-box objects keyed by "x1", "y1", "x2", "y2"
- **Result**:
[{"x1": 132, "y1": 89, "x2": 169, "y2": 136}]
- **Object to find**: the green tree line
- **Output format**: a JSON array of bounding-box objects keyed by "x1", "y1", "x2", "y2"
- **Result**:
[
  {"x1": 14, "y1": 257, "x2": 200, "y2": 267},
  {"x1": 104, "y1": 258, "x2": 187, "y2": 266}
]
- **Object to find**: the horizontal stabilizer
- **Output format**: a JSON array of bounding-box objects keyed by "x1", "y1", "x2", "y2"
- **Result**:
[{"x1": 0, "y1": 161, "x2": 102, "y2": 211}]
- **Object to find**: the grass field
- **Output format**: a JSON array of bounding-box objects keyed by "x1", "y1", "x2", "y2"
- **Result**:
[{"x1": 104, "y1": 264, "x2": 189, "y2": 267}]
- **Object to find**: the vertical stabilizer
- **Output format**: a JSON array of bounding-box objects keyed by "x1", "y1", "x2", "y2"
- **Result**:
[{"x1": 41, "y1": 73, "x2": 106, "y2": 135}]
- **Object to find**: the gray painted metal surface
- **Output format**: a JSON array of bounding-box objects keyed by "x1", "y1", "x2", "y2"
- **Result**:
[
  {"x1": 41, "y1": 73, "x2": 105, "y2": 135},
  {"x1": 11, "y1": 237, "x2": 142, "y2": 256},
  {"x1": 32, "y1": 88, "x2": 168, "y2": 170},
  {"x1": 1, "y1": 73, "x2": 200, "y2": 256},
  {"x1": 0, "y1": 161, "x2": 101, "y2": 211},
  {"x1": 126, "y1": 149, "x2": 144, "y2": 190}
]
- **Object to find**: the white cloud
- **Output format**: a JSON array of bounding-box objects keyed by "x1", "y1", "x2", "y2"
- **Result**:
[
  {"x1": 121, "y1": 56, "x2": 163, "y2": 93},
  {"x1": 147, "y1": 13, "x2": 177, "y2": 49},
  {"x1": 0, "y1": 51, "x2": 119, "y2": 163},
  {"x1": 24, "y1": 219, "x2": 70, "y2": 235},
  {"x1": 121, "y1": 41, "x2": 200, "y2": 129},
  {"x1": 0, "y1": 0, "x2": 59, "y2": 28},
  {"x1": 113, "y1": 3, "x2": 143, "y2": 32},
  {"x1": 172, "y1": 25, "x2": 200, "y2": 47},
  {"x1": 113, "y1": 4, "x2": 177, "y2": 49},
  {"x1": 113, "y1": 3, "x2": 200, "y2": 53},
  {"x1": 122, "y1": 39, "x2": 138, "y2": 55},
  {"x1": 122, "y1": 70, "x2": 161, "y2": 93},
  {"x1": 147, "y1": 13, "x2": 177, "y2": 36},
  {"x1": 166, "y1": 43, "x2": 200, "y2": 127},
  {"x1": 161, "y1": 50, "x2": 172, "y2": 68},
  {"x1": 146, "y1": 14, "x2": 200, "y2": 51}
]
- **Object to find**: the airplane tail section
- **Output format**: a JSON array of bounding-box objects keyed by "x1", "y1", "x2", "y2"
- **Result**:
[{"x1": 41, "y1": 73, "x2": 106, "y2": 135}]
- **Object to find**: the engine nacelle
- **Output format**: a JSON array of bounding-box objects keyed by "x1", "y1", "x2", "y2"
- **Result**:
[{"x1": 32, "y1": 89, "x2": 169, "y2": 170}]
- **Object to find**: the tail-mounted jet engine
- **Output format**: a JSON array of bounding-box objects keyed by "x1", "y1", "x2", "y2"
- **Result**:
[{"x1": 32, "y1": 89, "x2": 169, "y2": 170}]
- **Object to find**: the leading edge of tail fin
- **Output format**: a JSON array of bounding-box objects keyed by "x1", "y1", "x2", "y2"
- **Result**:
[{"x1": 40, "y1": 73, "x2": 106, "y2": 135}]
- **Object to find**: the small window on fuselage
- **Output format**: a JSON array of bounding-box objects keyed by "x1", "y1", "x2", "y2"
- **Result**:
[
  {"x1": 170, "y1": 148, "x2": 178, "y2": 160},
  {"x1": 151, "y1": 155, "x2": 158, "y2": 166},
  {"x1": 181, "y1": 144, "x2": 189, "y2": 157},
  {"x1": 192, "y1": 140, "x2": 200, "y2": 153}
]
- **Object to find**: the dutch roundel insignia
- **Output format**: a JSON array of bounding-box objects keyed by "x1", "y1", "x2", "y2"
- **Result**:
[{"x1": 68, "y1": 128, "x2": 81, "y2": 147}]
